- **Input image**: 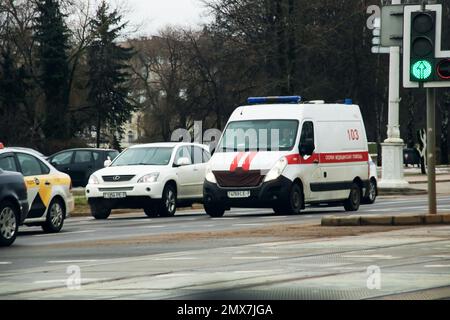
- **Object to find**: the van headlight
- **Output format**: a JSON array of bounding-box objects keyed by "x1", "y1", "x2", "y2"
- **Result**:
[
  {"x1": 88, "y1": 174, "x2": 100, "y2": 185},
  {"x1": 205, "y1": 165, "x2": 217, "y2": 183},
  {"x1": 264, "y1": 157, "x2": 288, "y2": 183},
  {"x1": 138, "y1": 173, "x2": 159, "y2": 183}
]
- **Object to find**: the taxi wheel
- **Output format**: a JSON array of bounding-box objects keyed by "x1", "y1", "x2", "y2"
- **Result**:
[
  {"x1": 42, "y1": 198, "x2": 65, "y2": 233},
  {"x1": 344, "y1": 183, "x2": 361, "y2": 212},
  {"x1": 0, "y1": 200, "x2": 19, "y2": 247},
  {"x1": 158, "y1": 184, "x2": 177, "y2": 217},
  {"x1": 144, "y1": 205, "x2": 159, "y2": 218}
]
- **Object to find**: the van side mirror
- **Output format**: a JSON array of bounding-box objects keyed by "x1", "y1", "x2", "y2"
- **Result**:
[{"x1": 299, "y1": 139, "x2": 315, "y2": 156}]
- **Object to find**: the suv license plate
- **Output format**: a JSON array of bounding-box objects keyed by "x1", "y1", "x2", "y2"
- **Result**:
[
  {"x1": 104, "y1": 192, "x2": 127, "y2": 199},
  {"x1": 227, "y1": 191, "x2": 251, "y2": 199}
]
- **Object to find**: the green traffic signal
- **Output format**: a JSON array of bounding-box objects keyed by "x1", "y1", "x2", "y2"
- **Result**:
[{"x1": 411, "y1": 60, "x2": 433, "y2": 81}]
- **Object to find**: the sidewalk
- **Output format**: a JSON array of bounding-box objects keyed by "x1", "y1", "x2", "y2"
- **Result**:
[{"x1": 378, "y1": 165, "x2": 450, "y2": 195}]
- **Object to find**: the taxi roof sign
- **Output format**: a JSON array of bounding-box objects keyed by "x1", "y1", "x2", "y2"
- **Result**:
[{"x1": 0, "y1": 142, "x2": 4, "y2": 149}]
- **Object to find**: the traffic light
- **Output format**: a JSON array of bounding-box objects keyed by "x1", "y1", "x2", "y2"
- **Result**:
[{"x1": 410, "y1": 10, "x2": 436, "y2": 82}]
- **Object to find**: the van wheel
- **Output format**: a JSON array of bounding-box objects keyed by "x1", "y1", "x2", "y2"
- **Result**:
[
  {"x1": 274, "y1": 183, "x2": 303, "y2": 215},
  {"x1": 144, "y1": 205, "x2": 159, "y2": 218},
  {"x1": 344, "y1": 183, "x2": 361, "y2": 212},
  {"x1": 205, "y1": 204, "x2": 225, "y2": 218},
  {"x1": 42, "y1": 198, "x2": 65, "y2": 233},
  {"x1": 158, "y1": 184, "x2": 177, "y2": 217},
  {"x1": 362, "y1": 179, "x2": 377, "y2": 204},
  {"x1": 0, "y1": 200, "x2": 19, "y2": 247},
  {"x1": 90, "y1": 201, "x2": 111, "y2": 220}
]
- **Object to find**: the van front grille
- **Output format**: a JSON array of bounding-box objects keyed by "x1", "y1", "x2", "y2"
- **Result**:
[{"x1": 213, "y1": 170, "x2": 264, "y2": 188}]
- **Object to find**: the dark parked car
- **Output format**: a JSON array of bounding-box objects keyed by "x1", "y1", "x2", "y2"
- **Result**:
[
  {"x1": 48, "y1": 148, "x2": 119, "y2": 187},
  {"x1": 404, "y1": 148, "x2": 421, "y2": 167},
  {"x1": 0, "y1": 169, "x2": 29, "y2": 247}
]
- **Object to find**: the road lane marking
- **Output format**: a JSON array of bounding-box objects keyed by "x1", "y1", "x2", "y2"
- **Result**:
[
  {"x1": 211, "y1": 218, "x2": 237, "y2": 220},
  {"x1": 47, "y1": 260, "x2": 101, "y2": 264},
  {"x1": 0, "y1": 262, "x2": 12, "y2": 265},
  {"x1": 424, "y1": 265, "x2": 450, "y2": 268},
  {"x1": 153, "y1": 257, "x2": 198, "y2": 261},
  {"x1": 231, "y1": 256, "x2": 279, "y2": 260},
  {"x1": 34, "y1": 278, "x2": 102, "y2": 284},
  {"x1": 34, "y1": 230, "x2": 96, "y2": 237},
  {"x1": 232, "y1": 223, "x2": 265, "y2": 227},
  {"x1": 140, "y1": 225, "x2": 167, "y2": 229},
  {"x1": 342, "y1": 255, "x2": 398, "y2": 259}
]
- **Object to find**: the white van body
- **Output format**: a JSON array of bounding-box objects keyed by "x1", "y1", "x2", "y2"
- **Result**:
[{"x1": 203, "y1": 101, "x2": 371, "y2": 216}]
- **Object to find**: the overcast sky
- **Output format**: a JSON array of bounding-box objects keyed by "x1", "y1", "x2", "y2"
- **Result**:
[{"x1": 121, "y1": 0, "x2": 212, "y2": 36}]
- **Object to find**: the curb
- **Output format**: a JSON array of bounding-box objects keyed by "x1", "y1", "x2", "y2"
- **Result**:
[
  {"x1": 378, "y1": 188, "x2": 427, "y2": 196},
  {"x1": 322, "y1": 214, "x2": 450, "y2": 227}
]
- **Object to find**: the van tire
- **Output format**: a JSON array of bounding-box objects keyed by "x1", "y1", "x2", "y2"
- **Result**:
[
  {"x1": 90, "y1": 202, "x2": 111, "y2": 220},
  {"x1": 274, "y1": 183, "x2": 303, "y2": 215},
  {"x1": 0, "y1": 200, "x2": 19, "y2": 247},
  {"x1": 205, "y1": 204, "x2": 225, "y2": 218},
  {"x1": 362, "y1": 179, "x2": 377, "y2": 204},
  {"x1": 344, "y1": 183, "x2": 361, "y2": 212},
  {"x1": 158, "y1": 184, "x2": 177, "y2": 217},
  {"x1": 42, "y1": 198, "x2": 65, "y2": 233}
]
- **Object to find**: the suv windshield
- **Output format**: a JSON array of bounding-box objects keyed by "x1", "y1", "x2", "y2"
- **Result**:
[
  {"x1": 217, "y1": 120, "x2": 299, "y2": 152},
  {"x1": 112, "y1": 147, "x2": 173, "y2": 166}
]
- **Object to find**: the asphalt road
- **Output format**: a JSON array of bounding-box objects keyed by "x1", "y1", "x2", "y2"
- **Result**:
[{"x1": 1, "y1": 195, "x2": 450, "y2": 299}]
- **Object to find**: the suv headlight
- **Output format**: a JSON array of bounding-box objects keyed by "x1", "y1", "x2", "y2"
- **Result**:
[
  {"x1": 264, "y1": 157, "x2": 288, "y2": 183},
  {"x1": 88, "y1": 174, "x2": 100, "y2": 185},
  {"x1": 138, "y1": 172, "x2": 159, "y2": 183},
  {"x1": 205, "y1": 165, "x2": 217, "y2": 183}
]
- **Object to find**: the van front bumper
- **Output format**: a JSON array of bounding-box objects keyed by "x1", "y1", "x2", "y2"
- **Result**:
[{"x1": 203, "y1": 176, "x2": 292, "y2": 209}]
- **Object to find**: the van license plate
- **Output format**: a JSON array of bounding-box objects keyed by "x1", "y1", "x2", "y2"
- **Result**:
[
  {"x1": 227, "y1": 191, "x2": 251, "y2": 199},
  {"x1": 104, "y1": 192, "x2": 127, "y2": 199}
]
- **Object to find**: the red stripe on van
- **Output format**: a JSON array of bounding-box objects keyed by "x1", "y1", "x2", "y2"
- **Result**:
[
  {"x1": 241, "y1": 152, "x2": 258, "y2": 171},
  {"x1": 286, "y1": 151, "x2": 368, "y2": 165},
  {"x1": 230, "y1": 152, "x2": 246, "y2": 172}
]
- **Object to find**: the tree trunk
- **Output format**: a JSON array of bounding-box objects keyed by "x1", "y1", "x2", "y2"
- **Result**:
[{"x1": 96, "y1": 114, "x2": 101, "y2": 148}]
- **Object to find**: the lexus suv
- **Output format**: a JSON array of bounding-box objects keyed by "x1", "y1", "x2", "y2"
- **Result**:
[{"x1": 85, "y1": 143, "x2": 210, "y2": 219}]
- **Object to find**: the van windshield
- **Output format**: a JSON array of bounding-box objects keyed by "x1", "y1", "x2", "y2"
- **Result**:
[
  {"x1": 112, "y1": 147, "x2": 173, "y2": 166},
  {"x1": 217, "y1": 120, "x2": 299, "y2": 152}
]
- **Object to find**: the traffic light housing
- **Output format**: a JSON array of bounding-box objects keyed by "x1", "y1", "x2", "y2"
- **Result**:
[
  {"x1": 410, "y1": 10, "x2": 436, "y2": 82},
  {"x1": 403, "y1": 4, "x2": 450, "y2": 88}
]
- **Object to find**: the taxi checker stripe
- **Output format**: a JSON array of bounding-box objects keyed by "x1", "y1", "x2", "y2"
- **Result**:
[
  {"x1": 230, "y1": 152, "x2": 246, "y2": 172},
  {"x1": 241, "y1": 152, "x2": 258, "y2": 171},
  {"x1": 286, "y1": 151, "x2": 369, "y2": 165}
]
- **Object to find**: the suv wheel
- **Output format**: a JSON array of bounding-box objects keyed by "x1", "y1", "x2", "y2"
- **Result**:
[
  {"x1": 158, "y1": 184, "x2": 177, "y2": 217},
  {"x1": 42, "y1": 198, "x2": 65, "y2": 233},
  {"x1": 144, "y1": 205, "x2": 159, "y2": 218},
  {"x1": 0, "y1": 201, "x2": 19, "y2": 247},
  {"x1": 90, "y1": 201, "x2": 112, "y2": 220},
  {"x1": 344, "y1": 183, "x2": 361, "y2": 211}
]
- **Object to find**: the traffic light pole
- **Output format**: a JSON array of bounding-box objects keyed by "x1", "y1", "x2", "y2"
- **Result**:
[{"x1": 427, "y1": 88, "x2": 437, "y2": 215}]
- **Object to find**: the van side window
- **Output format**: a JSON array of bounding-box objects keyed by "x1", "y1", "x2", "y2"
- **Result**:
[
  {"x1": 299, "y1": 121, "x2": 315, "y2": 156},
  {"x1": 300, "y1": 121, "x2": 314, "y2": 144}
]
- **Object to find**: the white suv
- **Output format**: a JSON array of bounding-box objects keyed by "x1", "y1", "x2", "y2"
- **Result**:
[{"x1": 85, "y1": 143, "x2": 210, "y2": 219}]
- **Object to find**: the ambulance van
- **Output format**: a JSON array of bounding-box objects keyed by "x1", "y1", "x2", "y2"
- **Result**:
[{"x1": 203, "y1": 96, "x2": 372, "y2": 217}]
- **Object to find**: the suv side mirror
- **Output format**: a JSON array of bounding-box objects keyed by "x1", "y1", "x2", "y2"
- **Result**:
[
  {"x1": 175, "y1": 157, "x2": 191, "y2": 167},
  {"x1": 299, "y1": 139, "x2": 315, "y2": 156},
  {"x1": 104, "y1": 157, "x2": 112, "y2": 167}
]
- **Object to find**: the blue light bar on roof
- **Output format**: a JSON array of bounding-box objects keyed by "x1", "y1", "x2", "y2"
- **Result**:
[
  {"x1": 344, "y1": 98, "x2": 353, "y2": 105},
  {"x1": 247, "y1": 96, "x2": 302, "y2": 105}
]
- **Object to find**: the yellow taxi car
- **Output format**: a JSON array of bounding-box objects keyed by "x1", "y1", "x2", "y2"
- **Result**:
[{"x1": 0, "y1": 145, "x2": 74, "y2": 233}]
